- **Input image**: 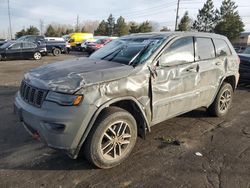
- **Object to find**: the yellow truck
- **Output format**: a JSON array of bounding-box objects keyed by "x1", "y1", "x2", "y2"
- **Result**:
[{"x1": 68, "y1": 33, "x2": 93, "y2": 50}]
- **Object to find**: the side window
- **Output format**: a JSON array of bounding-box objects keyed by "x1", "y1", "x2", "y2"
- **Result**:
[
  {"x1": 213, "y1": 39, "x2": 232, "y2": 57},
  {"x1": 22, "y1": 42, "x2": 31, "y2": 49},
  {"x1": 23, "y1": 42, "x2": 36, "y2": 49},
  {"x1": 10, "y1": 43, "x2": 21, "y2": 50},
  {"x1": 160, "y1": 37, "x2": 194, "y2": 66},
  {"x1": 196, "y1": 37, "x2": 215, "y2": 60}
]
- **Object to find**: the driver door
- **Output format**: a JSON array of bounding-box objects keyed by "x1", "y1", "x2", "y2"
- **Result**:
[
  {"x1": 151, "y1": 36, "x2": 201, "y2": 125},
  {"x1": 6, "y1": 43, "x2": 22, "y2": 59}
]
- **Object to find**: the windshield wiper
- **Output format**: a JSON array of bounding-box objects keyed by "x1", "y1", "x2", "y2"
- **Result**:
[
  {"x1": 129, "y1": 41, "x2": 154, "y2": 66},
  {"x1": 100, "y1": 46, "x2": 125, "y2": 61}
]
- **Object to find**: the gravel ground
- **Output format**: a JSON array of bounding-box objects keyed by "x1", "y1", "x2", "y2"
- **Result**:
[{"x1": 0, "y1": 53, "x2": 249, "y2": 188}]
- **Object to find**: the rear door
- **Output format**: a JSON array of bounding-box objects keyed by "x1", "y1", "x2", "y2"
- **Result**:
[
  {"x1": 22, "y1": 42, "x2": 37, "y2": 58},
  {"x1": 151, "y1": 36, "x2": 201, "y2": 125},
  {"x1": 194, "y1": 37, "x2": 222, "y2": 107},
  {"x1": 5, "y1": 43, "x2": 22, "y2": 59}
]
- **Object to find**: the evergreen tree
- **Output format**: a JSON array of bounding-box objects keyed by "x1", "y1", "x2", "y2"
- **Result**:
[
  {"x1": 15, "y1": 26, "x2": 40, "y2": 39},
  {"x1": 45, "y1": 24, "x2": 57, "y2": 37},
  {"x1": 178, "y1": 11, "x2": 192, "y2": 31},
  {"x1": 15, "y1": 29, "x2": 27, "y2": 39},
  {"x1": 94, "y1": 20, "x2": 108, "y2": 36},
  {"x1": 25, "y1": 26, "x2": 40, "y2": 35},
  {"x1": 138, "y1": 21, "x2": 152, "y2": 33},
  {"x1": 115, "y1": 16, "x2": 129, "y2": 36},
  {"x1": 214, "y1": 0, "x2": 244, "y2": 40},
  {"x1": 192, "y1": 0, "x2": 215, "y2": 32},
  {"x1": 129, "y1": 22, "x2": 139, "y2": 33},
  {"x1": 107, "y1": 14, "x2": 116, "y2": 36}
]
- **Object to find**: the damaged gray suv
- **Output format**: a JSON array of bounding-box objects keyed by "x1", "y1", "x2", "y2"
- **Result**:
[{"x1": 14, "y1": 32, "x2": 239, "y2": 168}]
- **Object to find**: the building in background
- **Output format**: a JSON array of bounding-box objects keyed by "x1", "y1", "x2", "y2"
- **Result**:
[{"x1": 233, "y1": 32, "x2": 250, "y2": 48}]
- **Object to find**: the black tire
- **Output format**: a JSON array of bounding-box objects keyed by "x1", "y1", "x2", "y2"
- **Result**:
[
  {"x1": 33, "y1": 52, "x2": 42, "y2": 60},
  {"x1": 207, "y1": 82, "x2": 233, "y2": 117},
  {"x1": 52, "y1": 48, "x2": 61, "y2": 56},
  {"x1": 83, "y1": 107, "x2": 137, "y2": 169}
]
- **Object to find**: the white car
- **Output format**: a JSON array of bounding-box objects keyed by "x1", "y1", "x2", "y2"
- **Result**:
[{"x1": 45, "y1": 37, "x2": 65, "y2": 42}]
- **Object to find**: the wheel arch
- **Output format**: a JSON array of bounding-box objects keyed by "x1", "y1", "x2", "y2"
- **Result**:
[
  {"x1": 207, "y1": 74, "x2": 237, "y2": 109},
  {"x1": 52, "y1": 46, "x2": 62, "y2": 51},
  {"x1": 73, "y1": 96, "x2": 150, "y2": 159},
  {"x1": 223, "y1": 75, "x2": 237, "y2": 91}
]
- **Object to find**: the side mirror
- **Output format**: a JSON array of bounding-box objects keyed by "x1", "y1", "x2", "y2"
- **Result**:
[{"x1": 37, "y1": 41, "x2": 41, "y2": 45}]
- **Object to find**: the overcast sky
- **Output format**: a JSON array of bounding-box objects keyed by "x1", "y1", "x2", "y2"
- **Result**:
[{"x1": 0, "y1": 0, "x2": 249, "y2": 38}]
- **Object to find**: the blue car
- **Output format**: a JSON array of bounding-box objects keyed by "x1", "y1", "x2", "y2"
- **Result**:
[{"x1": 238, "y1": 46, "x2": 250, "y2": 83}]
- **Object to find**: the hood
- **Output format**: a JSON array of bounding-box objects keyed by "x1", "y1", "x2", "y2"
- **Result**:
[{"x1": 24, "y1": 57, "x2": 134, "y2": 94}]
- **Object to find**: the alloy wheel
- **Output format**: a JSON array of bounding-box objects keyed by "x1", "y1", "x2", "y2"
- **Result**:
[
  {"x1": 100, "y1": 121, "x2": 132, "y2": 160},
  {"x1": 219, "y1": 89, "x2": 231, "y2": 113},
  {"x1": 34, "y1": 52, "x2": 41, "y2": 60}
]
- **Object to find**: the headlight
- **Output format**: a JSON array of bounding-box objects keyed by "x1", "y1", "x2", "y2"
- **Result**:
[{"x1": 45, "y1": 91, "x2": 83, "y2": 106}]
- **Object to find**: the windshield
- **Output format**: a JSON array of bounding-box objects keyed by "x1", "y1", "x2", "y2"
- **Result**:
[
  {"x1": 0, "y1": 42, "x2": 12, "y2": 49},
  {"x1": 243, "y1": 47, "x2": 250, "y2": 54},
  {"x1": 89, "y1": 36, "x2": 167, "y2": 65},
  {"x1": 16, "y1": 36, "x2": 28, "y2": 41}
]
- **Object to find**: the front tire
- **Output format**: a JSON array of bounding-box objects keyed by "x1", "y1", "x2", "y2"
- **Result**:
[
  {"x1": 83, "y1": 107, "x2": 137, "y2": 169},
  {"x1": 52, "y1": 48, "x2": 61, "y2": 56},
  {"x1": 208, "y1": 82, "x2": 233, "y2": 117},
  {"x1": 33, "y1": 52, "x2": 42, "y2": 60}
]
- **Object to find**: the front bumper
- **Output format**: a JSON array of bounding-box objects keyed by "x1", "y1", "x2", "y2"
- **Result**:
[{"x1": 14, "y1": 91, "x2": 97, "y2": 157}]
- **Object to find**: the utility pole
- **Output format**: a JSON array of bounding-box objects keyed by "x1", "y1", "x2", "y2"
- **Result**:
[
  {"x1": 39, "y1": 19, "x2": 44, "y2": 35},
  {"x1": 174, "y1": 0, "x2": 180, "y2": 31},
  {"x1": 7, "y1": 0, "x2": 13, "y2": 39},
  {"x1": 76, "y1": 15, "x2": 79, "y2": 32}
]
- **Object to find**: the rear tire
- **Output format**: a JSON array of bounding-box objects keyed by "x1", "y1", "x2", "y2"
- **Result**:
[
  {"x1": 207, "y1": 82, "x2": 233, "y2": 117},
  {"x1": 83, "y1": 107, "x2": 137, "y2": 169},
  {"x1": 33, "y1": 52, "x2": 42, "y2": 60},
  {"x1": 52, "y1": 48, "x2": 61, "y2": 56}
]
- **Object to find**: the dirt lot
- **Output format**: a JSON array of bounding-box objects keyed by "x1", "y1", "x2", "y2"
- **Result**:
[{"x1": 0, "y1": 53, "x2": 249, "y2": 188}]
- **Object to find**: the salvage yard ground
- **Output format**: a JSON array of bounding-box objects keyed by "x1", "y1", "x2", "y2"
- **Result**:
[{"x1": 0, "y1": 53, "x2": 250, "y2": 188}]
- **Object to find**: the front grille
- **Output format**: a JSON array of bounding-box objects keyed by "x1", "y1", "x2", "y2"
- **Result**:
[{"x1": 20, "y1": 81, "x2": 47, "y2": 107}]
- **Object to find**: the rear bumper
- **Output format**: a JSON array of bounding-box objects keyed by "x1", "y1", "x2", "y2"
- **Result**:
[{"x1": 14, "y1": 91, "x2": 97, "y2": 158}]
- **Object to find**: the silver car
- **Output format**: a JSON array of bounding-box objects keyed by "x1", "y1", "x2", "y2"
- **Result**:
[{"x1": 14, "y1": 32, "x2": 240, "y2": 168}]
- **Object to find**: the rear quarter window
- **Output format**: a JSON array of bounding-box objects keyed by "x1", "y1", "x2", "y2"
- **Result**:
[
  {"x1": 196, "y1": 37, "x2": 215, "y2": 60},
  {"x1": 213, "y1": 38, "x2": 232, "y2": 57}
]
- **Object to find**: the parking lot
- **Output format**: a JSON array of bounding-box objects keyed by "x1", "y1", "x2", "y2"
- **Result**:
[{"x1": 0, "y1": 53, "x2": 250, "y2": 188}]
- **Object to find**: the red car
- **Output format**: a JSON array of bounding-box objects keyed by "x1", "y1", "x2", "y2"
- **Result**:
[{"x1": 86, "y1": 38, "x2": 112, "y2": 54}]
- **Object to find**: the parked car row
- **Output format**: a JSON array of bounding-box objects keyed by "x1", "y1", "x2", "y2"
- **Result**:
[{"x1": 0, "y1": 32, "x2": 118, "y2": 61}]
